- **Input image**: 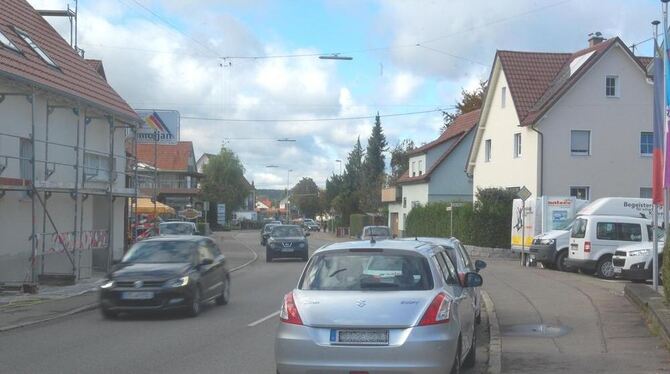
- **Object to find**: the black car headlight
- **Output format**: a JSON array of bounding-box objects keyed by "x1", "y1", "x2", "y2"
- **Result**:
[
  {"x1": 165, "y1": 276, "x2": 189, "y2": 288},
  {"x1": 100, "y1": 280, "x2": 115, "y2": 289}
]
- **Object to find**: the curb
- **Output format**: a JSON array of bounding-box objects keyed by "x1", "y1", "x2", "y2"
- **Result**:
[
  {"x1": 481, "y1": 290, "x2": 502, "y2": 374},
  {"x1": 229, "y1": 232, "x2": 259, "y2": 272},
  {"x1": 1, "y1": 233, "x2": 260, "y2": 334},
  {"x1": 624, "y1": 284, "x2": 670, "y2": 350}
]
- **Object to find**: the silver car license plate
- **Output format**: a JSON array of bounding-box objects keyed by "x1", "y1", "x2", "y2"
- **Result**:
[
  {"x1": 121, "y1": 291, "x2": 154, "y2": 300},
  {"x1": 332, "y1": 329, "x2": 389, "y2": 345}
]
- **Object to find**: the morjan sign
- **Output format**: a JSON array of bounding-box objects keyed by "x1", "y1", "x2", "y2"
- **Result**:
[{"x1": 135, "y1": 110, "x2": 180, "y2": 145}]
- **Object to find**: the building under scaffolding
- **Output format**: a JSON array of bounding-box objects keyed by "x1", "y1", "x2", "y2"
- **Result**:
[{"x1": 0, "y1": 0, "x2": 141, "y2": 288}]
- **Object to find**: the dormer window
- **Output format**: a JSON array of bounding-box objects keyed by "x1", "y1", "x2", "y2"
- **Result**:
[
  {"x1": 0, "y1": 30, "x2": 20, "y2": 53},
  {"x1": 14, "y1": 27, "x2": 58, "y2": 68}
]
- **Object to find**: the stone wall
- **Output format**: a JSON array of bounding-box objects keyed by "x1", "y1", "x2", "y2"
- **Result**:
[{"x1": 464, "y1": 245, "x2": 518, "y2": 260}]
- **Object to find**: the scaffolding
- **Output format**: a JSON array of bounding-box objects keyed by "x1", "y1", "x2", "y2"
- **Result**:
[{"x1": 0, "y1": 84, "x2": 140, "y2": 288}]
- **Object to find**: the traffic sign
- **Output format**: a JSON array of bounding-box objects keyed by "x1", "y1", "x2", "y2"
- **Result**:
[{"x1": 517, "y1": 186, "x2": 532, "y2": 201}]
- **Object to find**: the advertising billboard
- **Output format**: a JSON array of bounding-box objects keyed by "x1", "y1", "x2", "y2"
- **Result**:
[{"x1": 135, "y1": 110, "x2": 180, "y2": 144}]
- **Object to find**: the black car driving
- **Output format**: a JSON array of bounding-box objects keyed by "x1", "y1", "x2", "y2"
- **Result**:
[
  {"x1": 99, "y1": 236, "x2": 230, "y2": 318},
  {"x1": 266, "y1": 225, "x2": 309, "y2": 262}
]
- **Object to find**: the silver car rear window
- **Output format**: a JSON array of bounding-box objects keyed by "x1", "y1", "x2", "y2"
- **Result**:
[{"x1": 300, "y1": 251, "x2": 433, "y2": 291}]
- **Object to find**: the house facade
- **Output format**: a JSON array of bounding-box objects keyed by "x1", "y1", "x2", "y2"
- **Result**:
[
  {"x1": 0, "y1": 0, "x2": 140, "y2": 285},
  {"x1": 384, "y1": 110, "x2": 479, "y2": 236},
  {"x1": 468, "y1": 35, "x2": 653, "y2": 201},
  {"x1": 136, "y1": 141, "x2": 201, "y2": 212}
]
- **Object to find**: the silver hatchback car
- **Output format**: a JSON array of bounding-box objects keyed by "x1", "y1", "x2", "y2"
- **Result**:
[{"x1": 275, "y1": 239, "x2": 482, "y2": 374}]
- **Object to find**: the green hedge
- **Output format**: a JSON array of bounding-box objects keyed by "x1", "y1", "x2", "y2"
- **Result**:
[
  {"x1": 350, "y1": 213, "x2": 370, "y2": 238},
  {"x1": 404, "y1": 188, "x2": 515, "y2": 248}
]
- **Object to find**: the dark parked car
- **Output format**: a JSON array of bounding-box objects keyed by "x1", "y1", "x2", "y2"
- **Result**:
[
  {"x1": 260, "y1": 222, "x2": 281, "y2": 245},
  {"x1": 302, "y1": 219, "x2": 320, "y2": 232},
  {"x1": 266, "y1": 225, "x2": 310, "y2": 262},
  {"x1": 99, "y1": 236, "x2": 230, "y2": 318}
]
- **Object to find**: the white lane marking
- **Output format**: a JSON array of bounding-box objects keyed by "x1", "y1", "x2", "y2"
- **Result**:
[{"x1": 247, "y1": 311, "x2": 280, "y2": 327}]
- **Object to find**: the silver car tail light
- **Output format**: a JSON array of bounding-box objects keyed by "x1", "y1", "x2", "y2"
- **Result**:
[
  {"x1": 418, "y1": 292, "x2": 451, "y2": 326},
  {"x1": 280, "y1": 291, "x2": 303, "y2": 325}
]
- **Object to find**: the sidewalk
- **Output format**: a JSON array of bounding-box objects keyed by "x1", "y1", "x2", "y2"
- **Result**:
[{"x1": 0, "y1": 276, "x2": 103, "y2": 332}]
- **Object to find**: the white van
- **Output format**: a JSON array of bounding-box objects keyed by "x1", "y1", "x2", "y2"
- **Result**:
[
  {"x1": 565, "y1": 197, "x2": 660, "y2": 279},
  {"x1": 567, "y1": 215, "x2": 654, "y2": 279}
]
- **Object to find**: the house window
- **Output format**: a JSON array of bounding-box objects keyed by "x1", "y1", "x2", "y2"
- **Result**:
[
  {"x1": 571, "y1": 130, "x2": 591, "y2": 155},
  {"x1": 84, "y1": 153, "x2": 111, "y2": 182},
  {"x1": 640, "y1": 188, "x2": 652, "y2": 198},
  {"x1": 640, "y1": 132, "x2": 653, "y2": 156},
  {"x1": 19, "y1": 138, "x2": 32, "y2": 181},
  {"x1": 418, "y1": 160, "x2": 423, "y2": 176},
  {"x1": 570, "y1": 186, "x2": 590, "y2": 200},
  {"x1": 403, "y1": 197, "x2": 407, "y2": 208},
  {"x1": 0, "y1": 30, "x2": 20, "y2": 52},
  {"x1": 605, "y1": 76, "x2": 618, "y2": 97},
  {"x1": 411, "y1": 201, "x2": 420, "y2": 208},
  {"x1": 14, "y1": 27, "x2": 58, "y2": 68},
  {"x1": 411, "y1": 161, "x2": 416, "y2": 177},
  {"x1": 513, "y1": 133, "x2": 521, "y2": 158},
  {"x1": 484, "y1": 139, "x2": 492, "y2": 162},
  {"x1": 501, "y1": 86, "x2": 507, "y2": 108}
]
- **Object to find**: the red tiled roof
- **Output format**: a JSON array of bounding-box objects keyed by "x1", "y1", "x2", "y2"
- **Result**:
[
  {"x1": 398, "y1": 110, "x2": 479, "y2": 184},
  {"x1": 0, "y1": 0, "x2": 138, "y2": 122},
  {"x1": 496, "y1": 38, "x2": 648, "y2": 126},
  {"x1": 136, "y1": 141, "x2": 195, "y2": 171},
  {"x1": 409, "y1": 109, "x2": 480, "y2": 156}
]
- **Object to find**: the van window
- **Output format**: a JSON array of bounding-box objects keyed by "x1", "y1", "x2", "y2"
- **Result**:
[
  {"x1": 619, "y1": 223, "x2": 642, "y2": 242},
  {"x1": 596, "y1": 222, "x2": 642, "y2": 242},
  {"x1": 571, "y1": 218, "x2": 587, "y2": 238}
]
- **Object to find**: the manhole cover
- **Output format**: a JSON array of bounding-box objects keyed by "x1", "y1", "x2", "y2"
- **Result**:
[{"x1": 501, "y1": 324, "x2": 571, "y2": 338}]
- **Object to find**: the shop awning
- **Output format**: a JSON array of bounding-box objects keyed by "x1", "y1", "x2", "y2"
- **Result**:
[{"x1": 134, "y1": 198, "x2": 175, "y2": 215}]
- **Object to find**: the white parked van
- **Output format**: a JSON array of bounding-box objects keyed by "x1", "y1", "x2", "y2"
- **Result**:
[{"x1": 565, "y1": 198, "x2": 659, "y2": 279}]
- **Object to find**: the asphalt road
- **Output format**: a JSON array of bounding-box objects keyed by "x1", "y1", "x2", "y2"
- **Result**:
[{"x1": 0, "y1": 231, "x2": 488, "y2": 374}]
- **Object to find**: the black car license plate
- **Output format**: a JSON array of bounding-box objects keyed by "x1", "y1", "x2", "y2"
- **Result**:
[{"x1": 331, "y1": 329, "x2": 389, "y2": 345}]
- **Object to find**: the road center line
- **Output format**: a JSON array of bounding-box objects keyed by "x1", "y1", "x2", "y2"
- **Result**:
[{"x1": 247, "y1": 311, "x2": 280, "y2": 327}]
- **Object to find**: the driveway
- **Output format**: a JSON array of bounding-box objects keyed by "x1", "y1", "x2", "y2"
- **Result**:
[{"x1": 483, "y1": 260, "x2": 670, "y2": 373}]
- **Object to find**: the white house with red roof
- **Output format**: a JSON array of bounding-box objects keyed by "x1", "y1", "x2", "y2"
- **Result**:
[
  {"x1": 382, "y1": 110, "x2": 479, "y2": 236},
  {"x1": 0, "y1": 0, "x2": 141, "y2": 285},
  {"x1": 468, "y1": 34, "x2": 653, "y2": 201}
]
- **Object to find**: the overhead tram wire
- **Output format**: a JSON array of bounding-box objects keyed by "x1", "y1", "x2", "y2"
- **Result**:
[
  {"x1": 181, "y1": 107, "x2": 454, "y2": 124},
  {"x1": 102, "y1": 0, "x2": 572, "y2": 62}
]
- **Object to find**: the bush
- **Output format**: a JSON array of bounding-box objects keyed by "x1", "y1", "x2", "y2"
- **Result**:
[
  {"x1": 350, "y1": 214, "x2": 371, "y2": 238},
  {"x1": 663, "y1": 241, "x2": 670, "y2": 304},
  {"x1": 405, "y1": 202, "x2": 474, "y2": 242},
  {"x1": 404, "y1": 188, "x2": 515, "y2": 248}
]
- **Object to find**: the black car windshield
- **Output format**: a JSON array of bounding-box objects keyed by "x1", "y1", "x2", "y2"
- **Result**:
[
  {"x1": 122, "y1": 241, "x2": 195, "y2": 263},
  {"x1": 365, "y1": 227, "x2": 390, "y2": 237},
  {"x1": 160, "y1": 223, "x2": 194, "y2": 235},
  {"x1": 300, "y1": 252, "x2": 433, "y2": 291},
  {"x1": 271, "y1": 226, "x2": 303, "y2": 237},
  {"x1": 264, "y1": 224, "x2": 277, "y2": 232}
]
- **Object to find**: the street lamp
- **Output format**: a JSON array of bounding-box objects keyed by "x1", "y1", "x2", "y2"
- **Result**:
[
  {"x1": 276, "y1": 138, "x2": 296, "y2": 142},
  {"x1": 335, "y1": 159, "x2": 342, "y2": 174}
]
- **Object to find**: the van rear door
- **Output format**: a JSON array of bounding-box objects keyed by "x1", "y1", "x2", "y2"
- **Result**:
[{"x1": 569, "y1": 217, "x2": 588, "y2": 260}]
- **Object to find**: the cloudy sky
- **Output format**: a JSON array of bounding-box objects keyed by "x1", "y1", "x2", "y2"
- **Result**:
[{"x1": 30, "y1": 0, "x2": 660, "y2": 189}]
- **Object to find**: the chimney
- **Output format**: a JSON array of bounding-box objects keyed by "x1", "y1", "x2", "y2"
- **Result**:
[{"x1": 588, "y1": 32, "x2": 605, "y2": 47}]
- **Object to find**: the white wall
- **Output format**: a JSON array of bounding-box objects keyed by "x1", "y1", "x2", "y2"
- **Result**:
[
  {"x1": 388, "y1": 182, "x2": 429, "y2": 235},
  {"x1": 472, "y1": 66, "x2": 540, "y2": 198},
  {"x1": 540, "y1": 44, "x2": 652, "y2": 199},
  {"x1": 408, "y1": 154, "x2": 427, "y2": 177},
  {"x1": 0, "y1": 82, "x2": 130, "y2": 283}
]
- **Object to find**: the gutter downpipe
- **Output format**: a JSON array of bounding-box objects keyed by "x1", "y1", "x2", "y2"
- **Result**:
[{"x1": 530, "y1": 123, "x2": 543, "y2": 196}]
